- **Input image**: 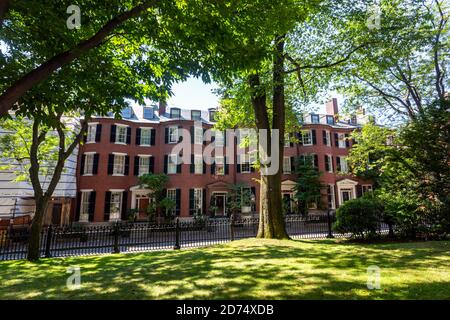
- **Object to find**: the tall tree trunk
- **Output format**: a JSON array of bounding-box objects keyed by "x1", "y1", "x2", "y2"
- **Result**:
[
  {"x1": 251, "y1": 35, "x2": 289, "y2": 239},
  {"x1": 26, "y1": 197, "x2": 48, "y2": 261}
]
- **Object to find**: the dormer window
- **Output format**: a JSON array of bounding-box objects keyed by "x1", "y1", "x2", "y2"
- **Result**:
[
  {"x1": 326, "y1": 115, "x2": 335, "y2": 125},
  {"x1": 121, "y1": 107, "x2": 133, "y2": 119},
  {"x1": 170, "y1": 108, "x2": 181, "y2": 119},
  {"x1": 191, "y1": 110, "x2": 201, "y2": 121},
  {"x1": 351, "y1": 115, "x2": 357, "y2": 125},
  {"x1": 311, "y1": 114, "x2": 320, "y2": 124},
  {"x1": 209, "y1": 110, "x2": 217, "y2": 122},
  {"x1": 143, "y1": 107, "x2": 154, "y2": 119}
]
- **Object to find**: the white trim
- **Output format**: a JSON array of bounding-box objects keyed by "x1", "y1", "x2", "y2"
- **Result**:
[
  {"x1": 112, "y1": 152, "x2": 127, "y2": 156},
  {"x1": 87, "y1": 122, "x2": 99, "y2": 125},
  {"x1": 115, "y1": 123, "x2": 129, "y2": 128},
  {"x1": 109, "y1": 189, "x2": 125, "y2": 192},
  {"x1": 80, "y1": 189, "x2": 94, "y2": 192},
  {"x1": 83, "y1": 151, "x2": 97, "y2": 155},
  {"x1": 137, "y1": 154, "x2": 152, "y2": 157},
  {"x1": 212, "y1": 191, "x2": 227, "y2": 216},
  {"x1": 139, "y1": 126, "x2": 154, "y2": 129}
]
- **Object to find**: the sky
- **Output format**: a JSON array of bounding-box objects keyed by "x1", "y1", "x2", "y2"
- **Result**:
[{"x1": 168, "y1": 77, "x2": 220, "y2": 110}]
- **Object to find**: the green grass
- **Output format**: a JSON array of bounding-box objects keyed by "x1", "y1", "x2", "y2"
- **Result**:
[{"x1": 1, "y1": 239, "x2": 449, "y2": 299}]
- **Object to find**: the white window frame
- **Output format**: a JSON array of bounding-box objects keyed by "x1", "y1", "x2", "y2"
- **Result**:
[
  {"x1": 113, "y1": 154, "x2": 125, "y2": 175},
  {"x1": 302, "y1": 130, "x2": 313, "y2": 146},
  {"x1": 139, "y1": 156, "x2": 150, "y2": 176},
  {"x1": 194, "y1": 155, "x2": 203, "y2": 174},
  {"x1": 86, "y1": 124, "x2": 97, "y2": 143},
  {"x1": 240, "y1": 154, "x2": 251, "y2": 173},
  {"x1": 79, "y1": 191, "x2": 91, "y2": 221},
  {"x1": 328, "y1": 185, "x2": 336, "y2": 209},
  {"x1": 140, "y1": 128, "x2": 152, "y2": 146},
  {"x1": 170, "y1": 108, "x2": 181, "y2": 119},
  {"x1": 215, "y1": 130, "x2": 224, "y2": 147},
  {"x1": 326, "y1": 154, "x2": 333, "y2": 173},
  {"x1": 110, "y1": 191, "x2": 123, "y2": 220},
  {"x1": 194, "y1": 127, "x2": 204, "y2": 145},
  {"x1": 194, "y1": 188, "x2": 203, "y2": 214},
  {"x1": 215, "y1": 156, "x2": 225, "y2": 175},
  {"x1": 115, "y1": 125, "x2": 128, "y2": 144},
  {"x1": 168, "y1": 126, "x2": 178, "y2": 144},
  {"x1": 168, "y1": 154, "x2": 178, "y2": 174},
  {"x1": 362, "y1": 185, "x2": 373, "y2": 195},
  {"x1": 83, "y1": 153, "x2": 95, "y2": 175},
  {"x1": 166, "y1": 189, "x2": 177, "y2": 215},
  {"x1": 325, "y1": 130, "x2": 331, "y2": 147},
  {"x1": 284, "y1": 133, "x2": 290, "y2": 147},
  {"x1": 143, "y1": 107, "x2": 154, "y2": 119},
  {"x1": 338, "y1": 133, "x2": 346, "y2": 149},
  {"x1": 283, "y1": 157, "x2": 291, "y2": 174},
  {"x1": 340, "y1": 156, "x2": 348, "y2": 173}
]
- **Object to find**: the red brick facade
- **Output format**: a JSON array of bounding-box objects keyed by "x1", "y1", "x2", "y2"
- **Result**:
[{"x1": 73, "y1": 102, "x2": 373, "y2": 223}]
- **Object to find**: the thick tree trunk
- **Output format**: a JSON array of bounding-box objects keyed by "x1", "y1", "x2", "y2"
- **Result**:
[
  {"x1": 0, "y1": 2, "x2": 155, "y2": 116},
  {"x1": 27, "y1": 198, "x2": 48, "y2": 261},
  {"x1": 0, "y1": 0, "x2": 10, "y2": 23},
  {"x1": 251, "y1": 35, "x2": 289, "y2": 239}
]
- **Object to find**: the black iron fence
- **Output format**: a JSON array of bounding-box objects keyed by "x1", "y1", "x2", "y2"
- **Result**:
[{"x1": 0, "y1": 213, "x2": 389, "y2": 261}]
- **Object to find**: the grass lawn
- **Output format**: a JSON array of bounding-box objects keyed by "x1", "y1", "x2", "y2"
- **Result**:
[{"x1": 0, "y1": 239, "x2": 449, "y2": 299}]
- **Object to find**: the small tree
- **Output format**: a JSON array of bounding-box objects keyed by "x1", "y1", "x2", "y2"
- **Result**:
[
  {"x1": 226, "y1": 183, "x2": 254, "y2": 216},
  {"x1": 138, "y1": 173, "x2": 175, "y2": 222},
  {"x1": 293, "y1": 156, "x2": 325, "y2": 215}
]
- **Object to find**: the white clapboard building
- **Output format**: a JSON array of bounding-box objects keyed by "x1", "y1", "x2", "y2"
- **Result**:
[{"x1": 0, "y1": 119, "x2": 79, "y2": 226}]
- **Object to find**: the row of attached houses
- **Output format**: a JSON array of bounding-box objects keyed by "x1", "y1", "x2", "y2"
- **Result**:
[
  {"x1": 0, "y1": 98, "x2": 374, "y2": 226},
  {"x1": 74, "y1": 98, "x2": 373, "y2": 223}
]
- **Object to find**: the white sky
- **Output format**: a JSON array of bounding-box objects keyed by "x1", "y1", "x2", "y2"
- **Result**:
[{"x1": 168, "y1": 77, "x2": 220, "y2": 110}]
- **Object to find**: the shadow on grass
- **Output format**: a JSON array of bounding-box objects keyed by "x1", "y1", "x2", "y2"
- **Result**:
[{"x1": 0, "y1": 239, "x2": 449, "y2": 300}]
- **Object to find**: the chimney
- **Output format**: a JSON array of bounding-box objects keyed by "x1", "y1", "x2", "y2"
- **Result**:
[
  {"x1": 326, "y1": 98, "x2": 339, "y2": 115},
  {"x1": 158, "y1": 100, "x2": 167, "y2": 116}
]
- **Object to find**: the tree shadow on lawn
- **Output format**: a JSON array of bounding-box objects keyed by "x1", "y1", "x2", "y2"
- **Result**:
[{"x1": 0, "y1": 239, "x2": 449, "y2": 299}]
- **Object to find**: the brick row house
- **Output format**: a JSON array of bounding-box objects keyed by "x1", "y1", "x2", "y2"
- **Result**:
[{"x1": 73, "y1": 98, "x2": 373, "y2": 223}]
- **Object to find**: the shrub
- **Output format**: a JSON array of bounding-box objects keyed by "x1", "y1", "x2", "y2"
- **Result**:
[{"x1": 333, "y1": 197, "x2": 383, "y2": 239}]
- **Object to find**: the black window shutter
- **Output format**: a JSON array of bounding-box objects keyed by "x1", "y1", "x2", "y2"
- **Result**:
[
  {"x1": 104, "y1": 191, "x2": 111, "y2": 221},
  {"x1": 211, "y1": 161, "x2": 216, "y2": 174},
  {"x1": 190, "y1": 126, "x2": 194, "y2": 144},
  {"x1": 135, "y1": 128, "x2": 141, "y2": 145},
  {"x1": 95, "y1": 124, "x2": 102, "y2": 142},
  {"x1": 80, "y1": 154, "x2": 86, "y2": 175},
  {"x1": 203, "y1": 128, "x2": 207, "y2": 145},
  {"x1": 250, "y1": 160, "x2": 255, "y2": 172},
  {"x1": 134, "y1": 156, "x2": 139, "y2": 176},
  {"x1": 345, "y1": 134, "x2": 350, "y2": 147},
  {"x1": 124, "y1": 155, "x2": 130, "y2": 175},
  {"x1": 322, "y1": 130, "x2": 327, "y2": 145},
  {"x1": 121, "y1": 191, "x2": 128, "y2": 220},
  {"x1": 251, "y1": 187, "x2": 256, "y2": 211},
  {"x1": 314, "y1": 154, "x2": 319, "y2": 168},
  {"x1": 177, "y1": 157, "x2": 182, "y2": 173},
  {"x1": 83, "y1": 131, "x2": 87, "y2": 144},
  {"x1": 126, "y1": 127, "x2": 131, "y2": 144},
  {"x1": 88, "y1": 191, "x2": 96, "y2": 222},
  {"x1": 75, "y1": 192, "x2": 81, "y2": 221},
  {"x1": 110, "y1": 125, "x2": 116, "y2": 143},
  {"x1": 150, "y1": 129, "x2": 156, "y2": 145},
  {"x1": 336, "y1": 156, "x2": 341, "y2": 172},
  {"x1": 289, "y1": 133, "x2": 294, "y2": 147},
  {"x1": 224, "y1": 157, "x2": 229, "y2": 175},
  {"x1": 224, "y1": 131, "x2": 227, "y2": 146},
  {"x1": 202, "y1": 189, "x2": 207, "y2": 215},
  {"x1": 291, "y1": 157, "x2": 295, "y2": 173},
  {"x1": 165, "y1": 127, "x2": 169, "y2": 144},
  {"x1": 178, "y1": 125, "x2": 183, "y2": 142},
  {"x1": 189, "y1": 189, "x2": 195, "y2": 215},
  {"x1": 203, "y1": 160, "x2": 206, "y2": 174},
  {"x1": 93, "y1": 154, "x2": 99, "y2": 175},
  {"x1": 312, "y1": 129, "x2": 317, "y2": 145},
  {"x1": 190, "y1": 154, "x2": 195, "y2": 173},
  {"x1": 164, "y1": 155, "x2": 168, "y2": 174},
  {"x1": 334, "y1": 133, "x2": 339, "y2": 147},
  {"x1": 149, "y1": 156, "x2": 154, "y2": 173},
  {"x1": 356, "y1": 185, "x2": 363, "y2": 198},
  {"x1": 237, "y1": 163, "x2": 241, "y2": 173},
  {"x1": 107, "y1": 154, "x2": 114, "y2": 175},
  {"x1": 175, "y1": 189, "x2": 181, "y2": 216},
  {"x1": 297, "y1": 132, "x2": 303, "y2": 145}
]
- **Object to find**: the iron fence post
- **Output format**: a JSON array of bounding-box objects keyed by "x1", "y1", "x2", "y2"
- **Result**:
[
  {"x1": 44, "y1": 225, "x2": 53, "y2": 258},
  {"x1": 113, "y1": 222, "x2": 120, "y2": 254},
  {"x1": 173, "y1": 218, "x2": 180, "y2": 250},
  {"x1": 230, "y1": 214, "x2": 235, "y2": 241},
  {"x1": 326, "y1": 210, "x2": 334, "y2": 238}
]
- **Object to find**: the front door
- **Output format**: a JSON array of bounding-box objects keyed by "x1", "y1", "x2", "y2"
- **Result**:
[
  {"x1": 137, "y1": 198, "x2": 150, "y2": 219},
  {"x1": 51, "y1": 203, "x2": 62, "y2": 225},
  {"x1": 215, "y1": 194, "x2": 226, "y2": 216},
  {"x1": 341, "y1": 189, "x2": 353, "y2": 204}
]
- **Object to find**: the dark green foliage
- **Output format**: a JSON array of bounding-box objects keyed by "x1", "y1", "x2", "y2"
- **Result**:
[
  {"x1": 333, "y1": 196, "x2": 383, "y2": 239},
  {"x1": 294, "y1": 156, "x2": 325, "y2": 215}
]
